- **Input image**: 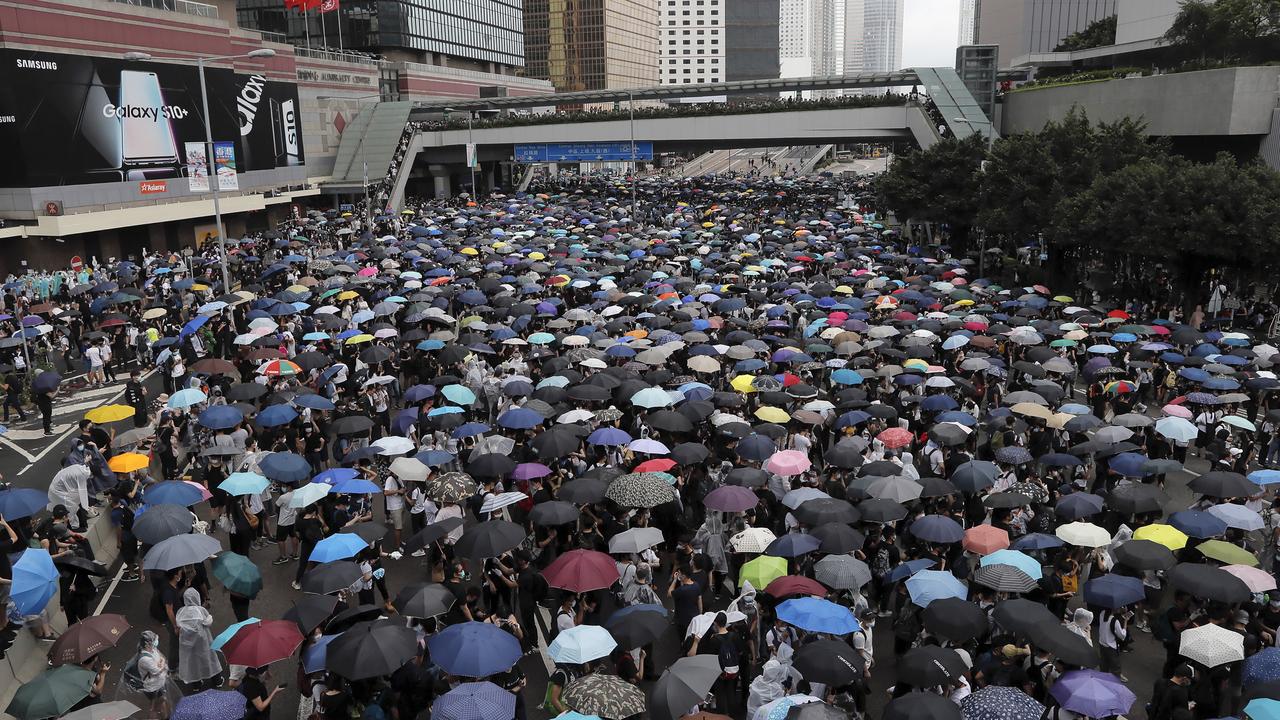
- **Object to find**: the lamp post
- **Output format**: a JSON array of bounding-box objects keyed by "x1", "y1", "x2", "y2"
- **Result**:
[
  {"x1": 124, "y1": 48, "x2": 276, "y2": 293},
  {"x1": 443, "y1": 107, "x2": 477, "y2": 198},
  {"x1": 318, "y1": 93, "x2": 381, "y2": 224},
  {"x1": 628, "y1": 91, "x2": 639, "y2": 223},
  {"x1": 952, "y1": 116, "x2": 995, "y2": 278}
]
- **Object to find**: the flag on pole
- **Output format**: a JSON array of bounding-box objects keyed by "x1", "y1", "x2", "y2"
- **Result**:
[
  {"x1": 285, "y1": 0, "x2": 322, "y2": 10},
  {"x1": 320, "y1": 0, "x2": 340, "y2": 12}
]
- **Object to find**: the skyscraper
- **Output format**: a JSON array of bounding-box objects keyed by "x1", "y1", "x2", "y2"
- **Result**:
[
  {"x1": 976, "y1": 0, "x2": 1116, "y2": 64},
  {"x1": 659, "y1": 0, "x2": 779, "y2": 86},
  {"x1": 858, "y1": 0, "x2": 904, "y2": 73},
  {"x1": 958, "y1": 0, "x2": 978, "y2": 45},
  {"x1": 523, "y1": 0, "x2": 659, "y2": 92},
  {"x1": 724, "y1": 0, "x2": 781, "y2": 82}
]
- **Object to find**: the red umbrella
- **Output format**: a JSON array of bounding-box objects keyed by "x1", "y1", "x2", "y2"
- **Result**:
[
  {"x1": 543, "y1": 549, "x2": 620, "y2": 593},
  {"x1": 764, "y1": 575, "x2": 828, "y2": 598},
  {"x1": 877, "y1": 427, "x2": 914, "y2": 449},
  {"x1": 634, "y1": 458, "x2": 677, "y2": 473},
  {"x1": 220, "y1": 619, "x2": 304, "y2": 667}
]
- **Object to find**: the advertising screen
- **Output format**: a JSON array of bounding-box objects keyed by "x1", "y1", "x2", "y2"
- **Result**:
[{"x1": 0, "y1": 49, "x2": 304, "y2": 188}]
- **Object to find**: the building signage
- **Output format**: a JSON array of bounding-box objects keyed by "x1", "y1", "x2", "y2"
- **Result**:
[
  {"x1": 0, "y1": 49, "x2": 306, "y2": 189},
  {"x1": 515, "y1": 142, "x2": 654, "y2": 163},
  {"x1": 296, "y1": 68, "x2": 375, "y2": 86},
  {"x1": 139, "y1": 180, "x2": 167, "y2": 194}
]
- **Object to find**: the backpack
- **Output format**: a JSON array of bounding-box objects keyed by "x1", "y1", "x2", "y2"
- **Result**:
[
  {"x1": 870, "y1": 545, "x2": 892, "y2": 579},
  {"x1": 1153, "y1": 609, "x2": 1175, "y2": 643},
  {"x1": 717, "y1": 634, "x2": 740, "y2": 674},
  {"x1": 893, "y1": 606, "x2": 921, "y2": 642},
  {"x1": 612, "y1": 564, "x2": 636, "y2": 605}
]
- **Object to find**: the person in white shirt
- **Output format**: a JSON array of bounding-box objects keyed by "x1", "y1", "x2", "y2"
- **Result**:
[
  {"x1": 383, "y1": 473, "x2": 406, "y2": 549},
  {"x1": 1097, "y1": 608, "x2": 1130, "y2": 681},
  {"x1": 274, "y1": 489, "x2": 298, "y2": 565},
  {"x1": 85, "y1": 342, "x2": 104, "y2": 388}
]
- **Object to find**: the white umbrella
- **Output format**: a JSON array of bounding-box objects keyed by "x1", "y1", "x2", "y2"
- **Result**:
[
  {"x1": 371, "y1": 436, "x2": 415, "y2": 455},
  {"x1": 728, "y1": 527, "x2": 776, "y2": 553},
  {"x1": 1055, "y1": 521, "x2": 1111, "y2": 548},
  {"x1": 1178, "y1": 623, "x2": 1244, "y2": 668},
  {"x1": 608, "y1": 527, "x2": 664, "y2": 554},
  {"x1": 782, "y1": 487, "x2": 830, "y2": 510},
  {"x1": 557, "y1": 409, "x2": 595, "y2": 424},
  {"x1": 1155, "y1": 416, "x2": 1198, "y2": 442},
  {"x1": 1222, "y1": 415, "x2": 1257, "y2": 432},
  {"x1": 389, "y1": 457, "x2": 430, "y2": 482},
  {"x1": 479, "y1": 491, "x2": 527, "y2": 515}
]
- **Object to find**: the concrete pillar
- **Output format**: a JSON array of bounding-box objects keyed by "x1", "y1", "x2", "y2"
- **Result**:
[{"x1": 429, "y1": 165, "x2": 452, "y2": 198}]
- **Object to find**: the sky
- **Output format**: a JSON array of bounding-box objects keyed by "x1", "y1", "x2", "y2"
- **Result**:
[{"x1": 901, "y1": 0, "x2": 961, "y2": 67}]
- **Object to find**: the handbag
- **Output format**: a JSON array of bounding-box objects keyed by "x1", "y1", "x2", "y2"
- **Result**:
[{"x1": 241, "y1": 502, "x2": 260, "y2": 530}]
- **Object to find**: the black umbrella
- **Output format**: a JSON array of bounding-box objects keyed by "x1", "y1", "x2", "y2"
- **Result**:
[
  {"x1": 1189, "y1": 471, "x2": 1256, "y2": 498},
  {"x1": 1168, "y1": 562, "x2": 1251, "y2": 603},
  {"x1": 824, "y1": 444, "x2": 864, "y2": 470},
  {"x1": 302, "y1": 560, "x2": 363, "y2": 595},
  {"x1": 950, "y1": 460, "x2": 998, "y2": 493},
  {"x1": 922, "y1": 597, "x2": 989, "y2": 644},
  {"x1": 284, "y1": 593, "x2": 340, "y2": 633},
  {"x1": 327, "y1": 618, "x2": 419, "y2": 680},
  {"x1": 725, "y1": 467, "x2": 769, "y2": 487},
  {"x1": 332, "y1": 415, "x2": 374, "y2": 436},
  {"x1": 899, "y1": 646, "x2": 968, "y2": 686},
  {"x1": 529, "y1": 501, "x2": 580, "y2": 526},
  {"x1": 992, "y1": 598, "x2": 1058, "y2": 636},
  {"x1": 557, "y1": 478, "x2": 608, "y2": 504},
  {"x1": 293, "y1": 352, "x2": 331, "y2": 372},
  {"x1": 393, "y1": 582, "x2": 456, "y2": 618},
  {"x1": 809, "y1": 522, "x2": 865, "y2": 553},
  {"x1": 1106, "y1": 484, "x2": 1169, "y2": 514},
  {"x1": 883, "y1": 692, "x2": 962, "y2": 720},
  {"x1": 324, "y1": 604, "x2": 384, "y2": 634},
  {"x1": 647, "y1": 656, "x2": 721, "y2": 720},
  {"x1": 856, "y1": 498, "x2": 908, "y2": 523},
  {"x1": 52, "y1": 555, "x2": 111, "y2": 577},
  {"x1": 919, "y1": 477, "x2": 959, "y2": 497},
  {"x1": 402, "y1": 517, "x2": 465, "y2": 555},
  {"x1": 605, "y1": 609, "x2": 668, "y2": 650},
  {"x1": 646, "y1": 410, "x2": 694, "y2": 433},
  {"x1": 532, "y1": 429, "x2": 581, "y2": 459},
  {"x1": 227, "y1": 383, "x2": 269, "y2": 401},
  {"x1": 669, "y1": 442, "x2": 710, "y2": 465},
  {"x1": 1113, "y1": 539, "x2": 1176, "y2": 571},
  {"x1": 468, "y1": 453, "x2": 517, "y2": 478},
  {"x1": 1027, "y1": 622, "x2": 1099, "y2": 667},
  {"x1": 792, "y1": 638, "x2": 865, "y2": 686},
  {"x1": 454, "y1": 520, "x2": 526, "y2": 560},
  {"x1": 339, "y1": 522, "x2": 390, "y2": 546},
  {"x1": 793, "y1": 498, "x2": 860, "y2": 526},
  {"x1": 131, "y1": 504, "x2": 193, "y2": 545}
]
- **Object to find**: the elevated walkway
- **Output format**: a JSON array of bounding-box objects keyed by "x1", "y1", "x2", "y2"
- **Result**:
[{"x1": 326, "y1": 101, "x2": 415, "y2": 192}]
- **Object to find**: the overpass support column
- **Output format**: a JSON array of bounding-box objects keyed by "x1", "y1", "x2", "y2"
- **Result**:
[{"x1": 429, "y1": 165, "x2": 452, "y2": 199}]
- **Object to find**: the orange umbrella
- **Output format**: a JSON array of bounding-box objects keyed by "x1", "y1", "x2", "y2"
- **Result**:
[{"x1": 963, "y1": 525, "x2": 1010, "y2": 554}]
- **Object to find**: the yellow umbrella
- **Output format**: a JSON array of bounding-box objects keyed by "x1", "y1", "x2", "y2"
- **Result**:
[
  {"x1": 142, "y1": 308, "x2": 167, "y2": 320},
  {"x1": 192, "y1": 284, "x2": 209, "y2": 291},
  {"x1": 528, "y1": 252, "x2": 546, "y2": 261},
  {"x1": 336, "y1": 291, "x2": 360, "y2": 301},
  {"x1": 1053, "y1": 295, "x2": 1074, "y2": 302},
  {"x1": 739, "y1": 556, "x2": 787, "y2": 590},
  {"x1": 954, "y1": 299, "x2": 975, "y2": 307},
  {"x1": 903, "y1": 359, "x2": 929, "y2": 371},
  {"x1": 1134, "y1": 523, "x2": 1188, "y2": 550},
  {"x1": 460, "y1": 247, "x2": 479, "y2": 256},
  {"x1": 108, "y1": 453, "x2": 151, "y2": 473},
  {"x1": 730, "y1": 374, "x2": 758, "y2": 394},
  {"x1": 85, "y1": 405, "x2": 136, "y2": 424},
  {"x1": 286, "y1": 284, "x2": 309, "y2": 294},
  {"x1": 755, "y1": 406, "x2": 791, "y2": 424},
  {"x1": 344, "y1": 334, "x2": 375, "y2": 345}
]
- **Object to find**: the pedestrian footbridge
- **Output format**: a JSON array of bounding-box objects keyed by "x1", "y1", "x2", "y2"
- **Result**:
[{"x1": 324, "y1": 67, "x2": 997, "y2": 208}]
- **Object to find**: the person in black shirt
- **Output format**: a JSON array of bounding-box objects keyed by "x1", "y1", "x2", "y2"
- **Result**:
[
  {"x1": 238, "y1": 666, "x2": 284, "y2": 720},
  {"x1": 2, "y1": 371, "x2": 26, "y2": 423},
  {"x1": 125, "y1": 369, "x2": 148, "y2": 428},
  {"x1": 0, "y1": 512, "x2": 16, "y2": 647},
  {"x1": 669, "y1": 565, "x2": 703, "y2": 639},
  {"x1": 294, "y1": 506, "x2": 326, "y2": 589}
]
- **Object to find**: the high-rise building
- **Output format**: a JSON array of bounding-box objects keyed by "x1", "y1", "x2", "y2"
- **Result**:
[
  {"x1": 975, "y1": 0, "x2": 1115, "y2": 65},
  {"x1": 523, "y1": 0, "x2": 660, "y2": 92},
  {"x1": 958, "y1": 0, "x2": 978, "y2": 45},
  {"x1": 725, "y1": 0, "x2": 781, "y2": 81},
  {"x1": 858, "y1": 0, "x2": 903, "y2": 73},
  {"x1": 779, "y1": 0, "x2": 811, "y2": 76},
  {"x1": 236, "y1": 0, "x2": 526, "y2": 72},
  {"x1": 659, "y1": 0, "x2": 724, "y2": 85}
]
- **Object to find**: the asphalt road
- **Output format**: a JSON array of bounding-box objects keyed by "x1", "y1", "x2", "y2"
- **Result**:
[{"x1": 16, "y1": 371, "x2": 1211, "y2": 720}]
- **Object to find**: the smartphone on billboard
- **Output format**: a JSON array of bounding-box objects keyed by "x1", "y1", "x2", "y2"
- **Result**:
[
  {"x1": 120, "y1": 70, "x2": 180, "y2": 167},
  {"x1": 270, "y1": 97, "x2": 301, "y2": 166}
]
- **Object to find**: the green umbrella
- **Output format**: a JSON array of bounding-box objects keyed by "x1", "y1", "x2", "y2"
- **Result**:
[
  {"x1": 1197, "y1": 539, "x2": 1259, "y2": 567},
  {"x1": 212, "y1": 551, "x2": 263, "y2": 597},
  {"x1": 6, "y1": 665, "x2": 94, "y2": 720},
  {"x1": 739, "y1": 555, "x2": 788, "y2": 590}
]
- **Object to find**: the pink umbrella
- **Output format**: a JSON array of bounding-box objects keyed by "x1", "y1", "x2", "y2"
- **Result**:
[
  {"x1": 1223, "y1": 564, "x2": 1277, "y2": 592},
  {"x1": 765, "y1": 450, "x2": 812, "y2": 477},
  {"x1": 877, "y1": 427, "x2": 914, "y2": 449},
  {"x1": 962, "y1": 525, "x2": 1010, "y2": 554},
  {"x1": 1162, "y1": 404, "x2": 1193, "y2": 419},
  {"x1": 182, "y1": 480, "x2": 214, "y2": 502},
  {"x1": 357, "y1": 267, "x2": 378, "y2": 277}
]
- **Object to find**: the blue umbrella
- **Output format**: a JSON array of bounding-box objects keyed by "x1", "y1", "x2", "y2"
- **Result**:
[
  {"x1": 417, "y1": 449, "x2": 456, "y2": 467},
  {"x1": 433, "y1": 682, "x2": 516, "y2": 720},
  {"x1": 427, "y1": 621, "x2": 522, "y2": 677},
  {"x1": 171, "y1": 689, "x2": 247, "y2": 720},
  {"x1": 294, "y1": 394, "x2": 336, "y2": 410},
  {"x1": 1038, "y1": 453, "x2": 1082, "y2": 467},
  {"x1": 1169, "y1": 509, "x2": 1229, "y2": 539},
  {"x1": 198, "y1": 405, "x2": 243, "y2": 430},
  {"x1": 587, "y1": 427, "x2": 632, "y2": 446},
  {"x1": 980, "y1": 549, "x2": 1043, "y2": 580},
  {"x1": 1083, "y1": 574, "x2": 1145, "y2": 609},
  {"x1": 258, "y1": 452, "x2": 312, "y2": 483},
  {"x1": 908, "y1": 514, "x2": 964, "y2": 543},
  {"x1": 302, "y1": 634, "x2": 338, "y2": 674},
  {"x1": 905, "y1": 569, "x2": 968, "y2": 607},
  {"x1": 1245, "y1": 647, "x2": 1280, "y2": 687},
  {"x1": 1246, "y1": 698, "x2": 1280, "y2": 720},
  {"x1": 736, "y1": 433, "x2": 776, "y2": 461},
  {"x1": 452, "y1": 422, "x2": 491, "y2": 439},
  {"x1": 211, "y1": 618, "x2": 260, "y2": 651},
  {"x1": 143, "y1": 481, "x2": 206, "y2": 507},
  {"x1": 0, "y1": 488, "x2": 48, "y2": 520},
  {"x1": 218, "y1": 472, "x2": 269, "y2": 497},
  {"x1": 1252, "y1": 469, "x2": 1280, "y2": 485},
  {"x1": 11, "y1": 548, "x2": 58, "y2": 614},
  {"x1": 1055, "y1": 493, "x2": 1105, "y2": 520},
  {"x1": 765, "y1": 533, "x2": 823, "y2": 558},
  {"x1": 314, "y1": 468, "x2": 359, "y2": 484},
  {"x1": 1107, "y1": 452, "x2": 1151, "y2": 477},
  {"x1": 169, "y1": 388, "x2": 208, "y2": 409},
  {"x1": 831, "y1": 369, "x2": 864, "y2": 385},
  {"x1": 309, "y1": 533, "x2": 369, "y2": 563},
  {"x1": 442, "y1": 384, "x2": 477, "y2": 405},
  {"x1": 332, "y1": 478, "x2": 382, "y2": 495},
  {"x1": 548, "y1": 625, "x2": 617, "y2": 664},
  {"x1": 1011, "y1": 533, "x2": 1065, "y2": 551},
  {"x1": 256, "y1": 404, "x2": 299, "y2": 427},
  {"x1": 885, "y1": 558, "x2": 936, "y2": 583},
  {"x1": 776, "y1": 596, "x2": 861, "y2": 634},
  {"x1": 31, "y1": 371, "x2": 61, "y2": 394},
  {"x1": 179, "y1": 315, "x2": 210, "y2": 338},
  {"x1": 403, "y1": 384, "x2": 437, "y2": 403},
  {"x1": 496, "y1": 407, "x2": 543, "y2": 429}
]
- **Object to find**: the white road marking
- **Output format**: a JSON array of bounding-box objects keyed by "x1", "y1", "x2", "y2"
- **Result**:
[{"x1": 93, "y1": 565, "x2": 126, "y2": 616}]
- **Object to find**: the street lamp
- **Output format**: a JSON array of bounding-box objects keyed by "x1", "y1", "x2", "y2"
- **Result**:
[
  {"x1": 627, "y1": 91, "x2": 639, "y2": 223},
  {"x1": 124, "y1": 48, "x2": 276, "y2": 293},
  {"x1": 952, "y1": 116, "x2": 995, "y2": 154},
  {"x1": 443, "y1": 107, "x2": 477, "y2": 199},
  {"x1": 318, "y1": 93, "x2": 381, "y2": 224}
]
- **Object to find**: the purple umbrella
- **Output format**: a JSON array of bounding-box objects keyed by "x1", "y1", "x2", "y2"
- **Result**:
[
  {"x1": 433, "y1": 681, "x2": 516, "y2": 720},
  {"x1": 511, "y1": 462, "x2": 552, "y2": 481},
  {"x1": 704, "y1": 484, "x2": 759, "y2": 512},
  {"x1": 1050, "y1": 670, "x2": 1136, "y2": 718},
  {"x1": 172, "y1": 689, "x2": 246, "y2": 720}
]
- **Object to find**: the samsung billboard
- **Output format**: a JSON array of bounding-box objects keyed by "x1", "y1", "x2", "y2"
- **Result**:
[{"x1": 0, "y1": 49, "x2": 304, "y2": 188}]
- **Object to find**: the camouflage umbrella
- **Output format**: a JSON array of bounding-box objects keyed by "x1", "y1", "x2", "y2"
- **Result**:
[
  {"x1": 426, "y1": 472, "x2": 478, "y2": 503},
  {"x1": 606, "y1": 472, "x2": 677, "y2": 508},
  {"x1": 561, "y1": 673, "x2": 646, "y2": 720}
]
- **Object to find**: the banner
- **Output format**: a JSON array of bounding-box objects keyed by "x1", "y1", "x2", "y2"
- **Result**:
[
  {"x1": 0, "y1": 48, "x2": 304, "y2": 189},
  {"x1": 320, "y1": 0, "x2": 340, "y2": 12},
  {"x1": 184, "y1": 142, "x2": 209, "y2": 191},
  {"x1": 466, "y1": 143, "x2": 478, "y2": 169},
  {"x1": 214, "y1": 141, "x2": 238, "y2": 190}
]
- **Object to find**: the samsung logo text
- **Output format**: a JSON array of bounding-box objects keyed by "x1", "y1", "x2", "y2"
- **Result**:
[{"x1": 103, "y1": 103, "x2": 189, "y2": 120}]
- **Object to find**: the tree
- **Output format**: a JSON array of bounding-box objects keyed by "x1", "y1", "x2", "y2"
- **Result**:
[
  {"x1": 976, "y1": 133, "x2": 1060, "y2": 243},
  {"x1": 1054, "y1": 15, "x2": 1117, "y2": 51},
  {"x1": 876, "y1": 135, "x2": 985, "y2": 249},
  {"x1": 1165, "y1": 0, "x2": 1280, "y2": 62}
]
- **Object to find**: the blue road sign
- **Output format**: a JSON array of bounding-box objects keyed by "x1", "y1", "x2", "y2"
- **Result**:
[{"x1": 515, "y1": 142, "x2": 654, "y2": 163}]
